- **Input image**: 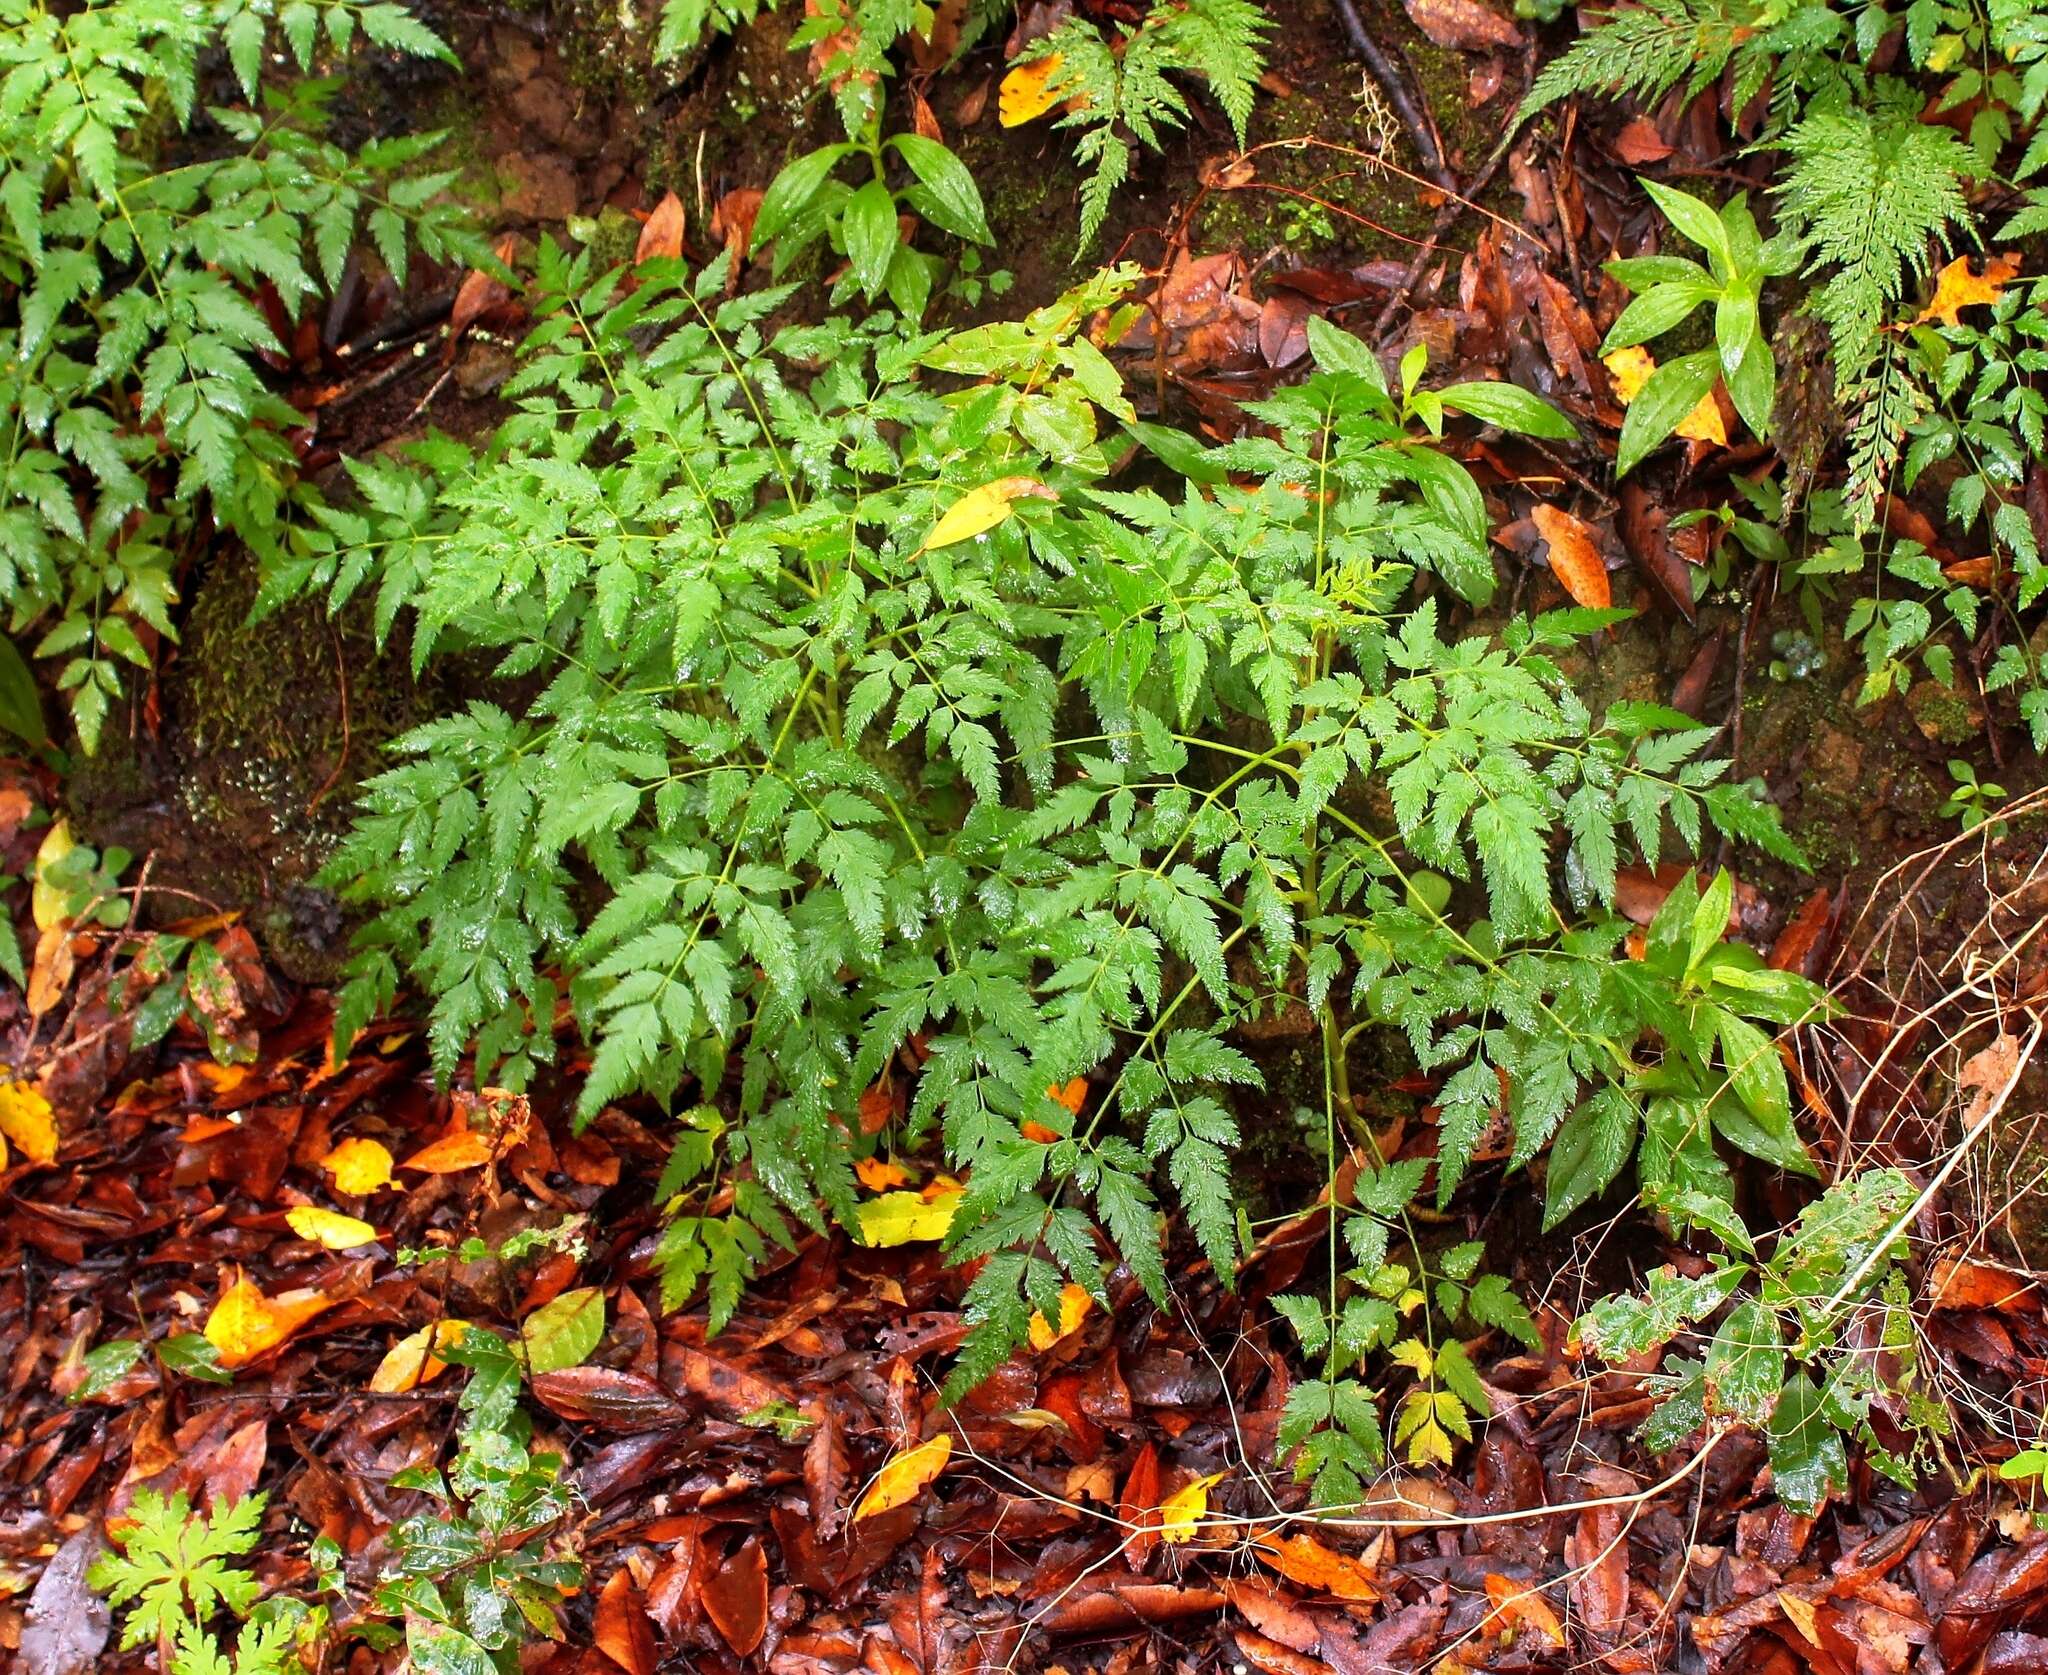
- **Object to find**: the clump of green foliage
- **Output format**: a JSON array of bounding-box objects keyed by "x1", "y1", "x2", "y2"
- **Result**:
[
  {"x1": 368, "y1": 1327, "x2": 582, "y2": 1669},
  {"x1": 1582, "y1": 1166, "x2": 1942, "y2": 1513},
  {"x1": 282, "y1": 238, "x2": 1826, "y2": 1499},
  {"x1": 0, "y1": 0, "x2": 486, "y2": 749},
  {"x1": 1016, "y1": 0, "x2": 1272, "y2": 251},
  {"x1": 91, "y1": 1488, "x2": 317, "y2": 1675}
]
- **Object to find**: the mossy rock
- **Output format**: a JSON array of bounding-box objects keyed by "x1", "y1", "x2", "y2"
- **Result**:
[{"x1": 68, "y1": 548, "x2": 445, "y2": 984}]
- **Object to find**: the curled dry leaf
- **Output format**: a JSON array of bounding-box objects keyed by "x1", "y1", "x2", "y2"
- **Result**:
[
  {"x1": 855, "y1": 1433, "x2": 951, "y2": 1520},
  {"x1": 1530, "y1": 504, "x2": 1612, "y2": 610},
  {"x1": 1930, "y1": 1257, "x2": 2038, "y2": 1313},
  {"x1": 320, "y1": 1136, "x2": 393, "y2": 1194},
  {"x1": 635, "y1": 190, "x2": 687, "y2": 266},
  {"x1": 203, "y1": 1271, "x2": 336, "y2": 1368},
  {"x1": 1403, "y1": 0, "x2": 1522, "y2": 51}
]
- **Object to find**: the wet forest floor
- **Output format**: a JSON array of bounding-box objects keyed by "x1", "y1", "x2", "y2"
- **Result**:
[{"x1": 6, "y1": 2, "x2": 2048, "y2": 1673}]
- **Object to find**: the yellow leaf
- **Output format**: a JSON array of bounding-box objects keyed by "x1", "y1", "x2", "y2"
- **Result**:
[
  {"x1": 999, "y1": 54, "x2": 1067, "y2": 126},
  {"x1": 1603, "y1": 346, "x2": 1725, "y2": 444},
  {"x1": 1158, "y1": 1472, "x2": 1225, "y2": 1545},
  {"x1": 0, "y1": 1077, "x2": 57, "y2": 1166},
  {"x1": 285, "y1": 1205, "x2": 381, "y2": 1250},
  {"x1": 369, "y1": 1320, "x2": 470, "y2": 1394},
  {"x1": 322, "y1": 1137, "x2": 395, "y2": 1195},
  {"x1": 1917, "y1": 253, "x2": 2020, "y2": 327},
  {"x1": 204, "y1": 1271, "x2": 336, "y2": 1369},
  {"x1": 31, "y1": 820, "x2": 73, "y2": 932},
  {"x1": 1603, "y1": 344, "x2": 1655, "y2": 404},
  {"x1": 854, "y1": 1433, "x2": 951, "y2": 1519},
  {"x1": 856, "y1": 1184, "x2": 962, "y2": 1247},
  {"x1": 1028, "y1": 1282, "x2": 1093, "y2": 1350},
  {"x1": 921, "y1": 477, "x2": 1048, "y2": 551}
]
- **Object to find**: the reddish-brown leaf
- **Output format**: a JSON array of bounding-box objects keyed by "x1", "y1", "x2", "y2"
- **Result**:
[
  {"x1": 595, "y1": 1568, "x2": 657, "y2": 1675},
  {"x1": 635, "y1": 191, "x2": 686, "y2": 266},
  {"x1": 1531, "y1": 504, "x2": 1612, "y2": 609},
  {"x1": 672, "y1": 1343, "x2": 796, "y2": 1416},
  {"x1": 1403, "y1": 0, "x2": 1522, "y2": 49},
  {"x1": 1612, "y1": 117, "x2": 1674, "y2": 164},
  {"x1": 530, "y1": 1367, "x2": 691, "y2": 1431},
  {"x1": 1234, "y1": 1629, "x2": 1331, "y2": 1675},
  {"x1": 1768, "y1": 886, "x2": 1836, "y2": 977},
  {"x1": 700, "y1": 1535, "x2": 770, "y2": 1657},
  {"x1": 1118, "y1": 1441, "x2": 1164, "y2": 1562},
  {"x1": 1930, "y1": 1257, "x2": 2039, "y2": 1313},
  {"x1": 1040, "y1": 1582, "x2": 1228, "y2": 1635},
  {"x1": 1619, "y1": 479, "x2": 1698, "y2": 621}
]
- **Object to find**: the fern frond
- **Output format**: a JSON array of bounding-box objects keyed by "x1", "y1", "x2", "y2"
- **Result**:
[{"x1": 1517, "y1": 0, "x2": 1758, "y2": 122}]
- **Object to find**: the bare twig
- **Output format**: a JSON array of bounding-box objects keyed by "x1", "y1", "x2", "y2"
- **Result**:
[{"x1": 1331, "y1": 0, "x2": 1453, "y2": 191}]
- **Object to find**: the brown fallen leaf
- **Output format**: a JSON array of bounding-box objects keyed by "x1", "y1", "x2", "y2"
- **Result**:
[
  {"x1": 1041, "y1": 1581, "x2": 1228, "y2": 1635},
  {"x1": 1119, "y1": 1440, "x2": 1165, "y2": 1562},
  {"x1": 700, "y1": 1535, "x2": 770, "y2": 1657},
  {"x1": 1251, "y1": 1531, "x2": 1380, "y2": 1602},
  {"x1": 635, "y1": 190, "x2": 686, "y2": 266},
  {"x1": 672, "y1": 1342, "x2": 798, "y2": 1416},
  {"x1": 1531, "y1": 504, "x2": 1612, "y2": 609},
  {"x1": 1483, "y1": 1573, "x2": 1566, "y2": 1646},
  {"x1": 531, "y1": 1366, "x2": 692, "y2": 1430},
  {"x1": 595, "y1": 1568, "x2": 657, "y2": 1675},
  {"x1": 1930, "y1": 1257, "x2": 2038, "y2": 1313},
  {"x1": 1768, "y1": 886, "x2": 1836, "y2": 977},
  {"x1": 1619, "y1": 479, "x2": 1699, "y2": 621},
  {"x1": 1404, "y1": 0, "x2": 1522, "y2": 49},
  {"x1": 1613, "y1": 116, "x2": 1675, "y2": 163},
  {"x1": 1233, "y1": 1628, "x2": 1331, "y2": 1675}
]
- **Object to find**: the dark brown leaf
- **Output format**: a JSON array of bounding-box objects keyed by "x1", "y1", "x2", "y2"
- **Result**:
[{"x1": 531, "y1": 1367, "x2": 692, "y2": 1431}]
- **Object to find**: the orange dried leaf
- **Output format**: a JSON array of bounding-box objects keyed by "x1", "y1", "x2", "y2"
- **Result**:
[
  {"x1": 1917, "y1": 253, "x2": 2020, "y2": 328},
  {"x1": 1251, "y1": 1532, "x2": 1380, "y2": 1601},
  {"x1": 402, "y1": 1125, "x2": 496, "y2": 1174},
  {"x1": 1483, "y1": 1574, "x2": 1565, "y2": 1645},
  {"x1": 1028, "y1": 1282, "x2": 1094, "y2": 1350},
  {"x1": 1530, "y1": 504, "x2": 1611, "y2": 610},
  {"x1": 1020, "y1": 1119, "x2": 1061, "y2": 1143},
  {"x1": 204, "y1": 1271, "x2": 335, "y2": 1369},
  {"x1": 999, "y1": 54, "x2": 1067, "y2": 126},
  {"x1": 854, "y1": 1433, "x2": 950, "y2": 1519},
  {"x1": 635, "y1": 190, "x2": 686, "y2": 265},
  {"x1": 1048, "y1": 1078, "x2": 1087, "y2": 1115},
  {"x1": 855, "y1": 1155, "x2": 912, "y2": 1191},
  {"x1": 322, "y1": 1136, "x2": 395, "y2": 1195}
]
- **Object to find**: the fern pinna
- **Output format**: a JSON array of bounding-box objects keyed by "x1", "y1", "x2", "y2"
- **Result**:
[{"x1": 288, "y1": 249, "x2": 1808, "y2": 1489}]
